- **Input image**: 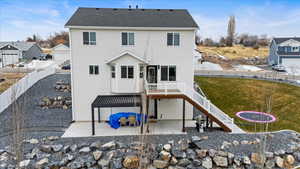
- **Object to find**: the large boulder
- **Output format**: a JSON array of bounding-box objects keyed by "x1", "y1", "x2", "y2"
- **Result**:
[
  {"x1": 251, "y1": 153, "x2": 265, "y2": 165},
  {"x1": 93, "y1": 150, "x2": 103, "y2": 161}
]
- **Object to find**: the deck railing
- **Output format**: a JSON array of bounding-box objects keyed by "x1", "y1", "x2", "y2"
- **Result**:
[{"x1": 145, "y1": 81, "x2": 234, "y2": 124}]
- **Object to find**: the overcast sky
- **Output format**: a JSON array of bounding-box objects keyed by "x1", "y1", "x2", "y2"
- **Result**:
[{"x1": 1, "y1": 0, "x2": 300, "y2": 41}]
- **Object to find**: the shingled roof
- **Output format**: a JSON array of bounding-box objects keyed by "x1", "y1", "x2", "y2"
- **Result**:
[
  {"x1": 0, "y1": 41, "x2": 37, "y2": 51},
  {"x1": 65, "y1": 7, "x2": 199, "y2": 28},
  {"x1": 273, "y1": 37, "x2": 300, "y2": 44}
]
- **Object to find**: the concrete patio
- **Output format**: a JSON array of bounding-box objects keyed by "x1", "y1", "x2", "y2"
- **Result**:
[{"x1": 62, "y1": 120, "x2": 196, "y2": 137}]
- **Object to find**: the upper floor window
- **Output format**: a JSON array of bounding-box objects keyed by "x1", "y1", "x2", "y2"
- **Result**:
[
  {"x1": 89, "y1": 65, "x2": 99, "y2": 75},
  {"x1": 121, "y1": 66, "x2": 134, "y2": 79},
  {"x1": 139, "y1": 65, "x2": 144, "y2": 78},
  {"x1": 292, "y1": 46, "x2": 299, "y2": 52},
  {"x1": 122, "y1": 32, "x2": 134, "y2": 46},
  {"x1": 83, "y1": 32, "x2": 96, "y2": 45},
  {"x1": 167, "y1": 33, "x2": 180, "y2": 46},
  {"x1": 161, "y1": 65, "x2": 176, "y2": 81}
]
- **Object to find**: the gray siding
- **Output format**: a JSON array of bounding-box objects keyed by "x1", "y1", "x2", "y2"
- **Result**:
[
  {"x1": 268, "y1": 40, "x2": 279, "y2": 65},
  {"x1": 23, "y1": 44, "x2": 42, "y2": 59}
]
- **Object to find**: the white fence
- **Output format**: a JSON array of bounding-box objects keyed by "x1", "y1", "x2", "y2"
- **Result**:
[{"x1": 0, "y1": 66, "x2": 56, "y2": 113}]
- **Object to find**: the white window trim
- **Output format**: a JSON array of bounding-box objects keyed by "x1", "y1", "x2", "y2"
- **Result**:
[
  {"x1": 167, "y1": 32, "x2": 180, "y2": 46},
  {"x1": 121, "y1": 65, "x2": 134, "y2": 79},
  {"x1": 121, "y1": 32, "x2": 135, "y2": 46},
  {"x1": 160, "y1": 65, "x2": 176, "y2": 81},
  {"x1": 83, "y1": 32, "x2": 96, "y2": 45}
]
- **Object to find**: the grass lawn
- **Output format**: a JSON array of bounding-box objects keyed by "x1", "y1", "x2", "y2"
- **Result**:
[
  {"x1": 198, "y1": 45, "x2": 269, "y2": 59},
  {"x1": 195, "y1": 76, "x2": 300, "y2": 132},
  {"x1": 0, "y1": 73, "x2": 25, "y2": 93}
]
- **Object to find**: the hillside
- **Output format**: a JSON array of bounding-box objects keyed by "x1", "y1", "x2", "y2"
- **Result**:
[{"x1": 198, "y1": 45, "x2": 269, "y2": 59}]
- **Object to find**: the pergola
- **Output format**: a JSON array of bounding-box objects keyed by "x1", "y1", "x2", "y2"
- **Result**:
[{"x1": 91, "y1": 95, "x2": 142, "y2": 135}]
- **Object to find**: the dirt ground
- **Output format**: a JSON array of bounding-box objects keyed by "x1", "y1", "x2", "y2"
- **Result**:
[{"x1": 0, "y1": 73, "x2": 26, "y2": 93}]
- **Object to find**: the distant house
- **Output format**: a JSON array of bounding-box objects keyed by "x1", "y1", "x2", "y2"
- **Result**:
[
  {"x1": 269, "y1": 37, "x2": 300, "y2": 68},
  {"x1": 51, "y1": 43, "x2": 70, "y2": 64},
  {"x1": 0, "y1": 41, "x2": 42, "y2": 67}
]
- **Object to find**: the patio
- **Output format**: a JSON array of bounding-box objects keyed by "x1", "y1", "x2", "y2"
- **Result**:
[{"x1": 62, "y1": 120, "x2": 196, "y2": 137}]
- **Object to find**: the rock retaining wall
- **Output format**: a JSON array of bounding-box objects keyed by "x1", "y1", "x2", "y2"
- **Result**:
[{"x1": 0, "y1": 133, "x2": 299, "y2": 169}]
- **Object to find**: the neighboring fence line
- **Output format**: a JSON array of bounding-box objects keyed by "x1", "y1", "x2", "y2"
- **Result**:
[
  {"x1": 195, "y1": 70, "x2": 300, "y2": 82},
  {"x1": 0, "y1": 66, "x2": 56, "y2": 113}
]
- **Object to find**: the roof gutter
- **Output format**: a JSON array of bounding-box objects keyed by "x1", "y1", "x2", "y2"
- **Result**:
[{"x1": 64, "y1": 25, "x2": 198, "y2": 31}]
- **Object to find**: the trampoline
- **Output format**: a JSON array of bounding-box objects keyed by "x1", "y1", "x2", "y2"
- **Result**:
[{"x1": 236, "y1": 111, "x2": 276, "y2": 123}]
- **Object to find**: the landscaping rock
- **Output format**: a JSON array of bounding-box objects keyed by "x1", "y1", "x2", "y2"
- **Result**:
[
  {"x1": 111, "y1": 158, "x2": 123, "y2": 169},
  {"x1": 275, "y1": 156, "x2": 284, "y2": 168},
  {"x1": 251, "y1": 153, "x2": 265, "y2": 165},
  {"x1": 35, "y1": 158, "x2": 48, "y2": 168},
  {"x1": 19, "y1": 160, "x2": 30, "y2": 168},
  {"x1": 202, "y1": 157, "x2": 213, "y2": 169},
  {"x1": 265, "y1": 159, "x2": 275, "y2": 169},
  {"x1": 213, "y1": 156, "x2": 228, "y2": 167},
  {"x1": 123, "y1": 155, "x2": 140, "y2": 169},
  {"x1": 242, "y1": 156, "x2": 251, "y2": 165},
  {"x1": 79, "y1": 147, "x2": 90, "y2": 154},
  {"x1": 39, "y1": 145, "x2": 52, "y2": 153},
  {"x1": 284, "y1": 154, "x2": 295, "y2": 165},
  {"x1": 101, "y1": 141, "x2": 116, "y2": 150},
  {"x1": 177, "y1": 158, "x2": 191, "y2": 167},
  {"x1": 52, "y1": 144, "x2": 63, "y2": 152},
  {"x1": 172, "y1": 148, "x2": 186, "y2": 159},
  {"x1": 160, "y1": 150, "x2": 171, "y2": 161},
  {"x1": 163, "y1": 144, "x2": 172, "y2": 152},
  {"x1": 196, "y1": 149, "x2": 207, "y2": 158},
  {"x1": 93, "y1": 150, "x2": 102, "y2": 161},
  {"x1": 153, "y1": 160, "x2": 169, "y2": 169}
]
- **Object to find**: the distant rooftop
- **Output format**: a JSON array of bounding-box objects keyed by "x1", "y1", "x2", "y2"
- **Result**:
[
  {"x1": 65, "y1": 7, "x2": 199, "y2": 28},
  {"x1": 0, "y1": 41, "x2": 37, "y2": 51},
  {"x1": 273, "y1": 37, "x2": 300, "y2": 44}
]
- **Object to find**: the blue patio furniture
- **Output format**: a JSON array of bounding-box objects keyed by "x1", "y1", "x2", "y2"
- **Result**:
[{"x1": 108, "y1": 112, "x2": 147, "y2": 129}]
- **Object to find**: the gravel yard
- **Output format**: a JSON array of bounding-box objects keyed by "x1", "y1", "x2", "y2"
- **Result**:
[
  {"x1": 0, "y1": 73, "x2": 72, "y2": 147},
  {"x1": 0, "y1": 73, "x2": 299, "y2": 165}
]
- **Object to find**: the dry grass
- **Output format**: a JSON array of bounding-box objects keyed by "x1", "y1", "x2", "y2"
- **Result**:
[
  {"x1": 0, "y1": 73, "x2": 26, "y2": 93},
  {"x1": 195, "y1": 77, "x2": 300, "y2": 132},
  {"x1": 198, "y1": 45, "x2": 269, "y2": 59}
]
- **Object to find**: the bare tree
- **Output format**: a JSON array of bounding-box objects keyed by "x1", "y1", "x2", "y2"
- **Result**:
[
  {"x1": 226, "y1": 15, "x2": 236, "y2": 47},
  {"x1": 10, "y1": 79, "x2": 26, "y2": 168}
]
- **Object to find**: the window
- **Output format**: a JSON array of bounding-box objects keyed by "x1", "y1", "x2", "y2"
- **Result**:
[
  {"x1": 122, "y1": 32, "x2": 134, "y2": 45},
  {"x1": 292, "y1": 46, "x2": 299, "y2": 52},
  {"x1": 167, "y1": 33, "x2": 180, "y2": 46},
  {"x1": 121, "y1": 66, "x2": 134, "y2": 79},
  {"x1": 139, "y1": 65, "x2": 144, "y2": 78},
  {"x1": 89, "y1": 65, "x2": 99, "y2": 75},
  {"x1": 83, "y1": 32, "x2": 96, "y2": 45},
  {"x1": 128, "y1": 66, "x2": 134, "y2": 78},
  {"x1": 161, "y1": 66, "x2": 168, "y2": 81},
  {"x1": 111, "y1": 66, "x2": 115, "y2": 78},
  {"x1": 121, "y1": 66, "x2": 127, "y2": 78},
  {"x1": 161, "y1": 65, "x2": 176, "y2": 81}
]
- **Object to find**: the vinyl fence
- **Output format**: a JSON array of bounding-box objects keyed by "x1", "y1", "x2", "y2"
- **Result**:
[{"x1": 0, "y1": 66, "x2": 56, "y2": 113}]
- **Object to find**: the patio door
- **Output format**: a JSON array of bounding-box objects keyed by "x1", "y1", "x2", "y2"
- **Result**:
[{"x1": 147, "y1": 65, "x2": 158, "y2": 83}]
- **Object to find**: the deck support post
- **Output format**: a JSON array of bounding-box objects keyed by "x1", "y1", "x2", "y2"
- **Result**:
[
  {"x1": 140, "y1": 105, "x2": 143, "y2": 134},
  {"x1": 210, "y1": 119, "x2": 213, "y2": 128},
  {"x1": 146, "y1": 96, "x2": 150, "y2": 133},
  {"x1": 98, "y1": 108, "x2": 100, "y2": 122},
  {"x1": 206, "y1": 116, "x2": 209, "y2": 129},
  {"x1": 92, "y1": 106, "x2": 95, "y2": 135},
  {"x1": 182, "y1": 99, "x2": 186, "y2": 132}
]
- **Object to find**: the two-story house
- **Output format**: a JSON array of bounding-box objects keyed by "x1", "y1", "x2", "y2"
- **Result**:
[
  {"x1": 269, "y1": 37, "x2": 300, "y2": 68},
  {"x1": 65, "y1": 7, "x2": 242, "y2": 136}
]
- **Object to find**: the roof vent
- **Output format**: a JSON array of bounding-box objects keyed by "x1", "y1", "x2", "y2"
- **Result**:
[
  {"x1": 169, "y1": 9, "x2": 174, "y2": 11},
  {"x1": 141, "y1": 9, "x2": 145, "y2": 11},
  {"x1": 113, "y1": 8, "x2": 118, "y2": 10},
  {"x1": 96, "y1": 8, "x2": 100, "y2": 10}
]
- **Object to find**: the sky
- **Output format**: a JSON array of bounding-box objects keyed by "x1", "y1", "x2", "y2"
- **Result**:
[{"x1": 1, "y1": 0, "x2": 300, "y2": 41}]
